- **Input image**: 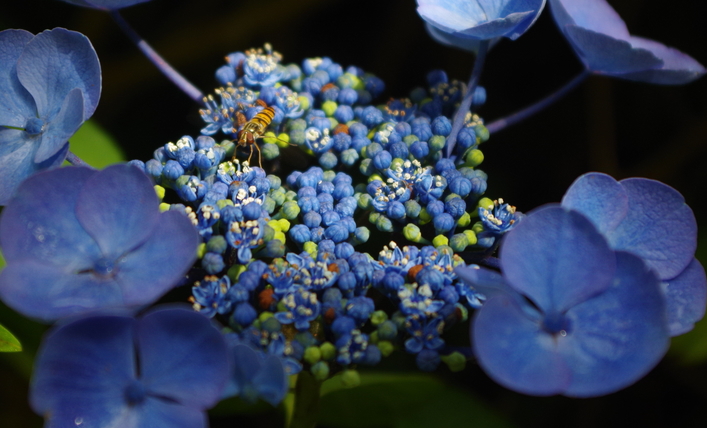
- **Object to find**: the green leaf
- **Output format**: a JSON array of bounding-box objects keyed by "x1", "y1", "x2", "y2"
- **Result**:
[
  {"x1": 318, "y1": 372, "x2": 514, "y2": 428},
  {"x1": 68, "y1": 120, "x2": 125, "y2": 167},
  {"x1": 0, "y1": 323, "x2": 22, "y2": 352}
]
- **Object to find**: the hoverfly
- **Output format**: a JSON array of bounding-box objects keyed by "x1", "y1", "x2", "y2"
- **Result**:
[{"x1": 234, "y1": 100, "x2": 287, "y2": 168}]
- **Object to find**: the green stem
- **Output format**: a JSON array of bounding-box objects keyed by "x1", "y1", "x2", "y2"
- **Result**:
[{"x1": 288, "y1": 372, "x2": 322, "y2": 428}]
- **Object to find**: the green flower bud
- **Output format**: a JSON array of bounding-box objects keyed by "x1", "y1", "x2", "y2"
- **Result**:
[
  {"x1": 465, "y1": 149, "x2": 484, "y2": 167},
  {"x1": 320, "y1": 342, "x2": 336, "y2": 361},
  {"x1": 322, "y1": 100, "x2": 337, "y2": 117},
  {"x1": 441, "y1": 352, "x2": 467, "y2": 372},
  {"x1": 304, "y1": 346, "x2": 322, "y2": 365},
  {"x1": 340, "y1": 370, "x2": 361, "y2": 388},
  {"x1": 311, "y1": 361, "x2": 330, "y2": 381},
  {"x1": 428, "y1": 135, "x2": 446, "y2": 152}
]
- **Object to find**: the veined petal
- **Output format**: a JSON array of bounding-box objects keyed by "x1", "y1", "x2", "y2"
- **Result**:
[
  {"x1": 0, "y1": 29, "x2": 36, "y2": 127},
  {"x1": 561, "y1": 252, "x2": 669, "y2": 397},
  {"x1": 0, "y1": 260, "x2": 125, "y2": 321},
  {"x1": 130, "y1": 399, "x2": 207, "y2": 428},
  {"x1": 472, "y1": 294, "x2": 572, "y2": 395},
  {"x1": 115, "y1": 210, "x2": 198, "y2": 306},
  {"x1": 549, "y1": 0, "x2": 628, "y2": 40},
  {"x1": 76, "y1": 165, "x2": 159, "y2": 260},
  {"x1": 16, "y1": 28, "x2": 101, "y2": 121},
  {"x1": 561, "y1": 172, "x2": 628, "y2": 235},
  {"x1": 609, "y1": 178, "x2": 697, "y2": 280},
  {"x1": 136, "y1": 308, "x2": 229, "y2": 409},
  {"x1": 458, "y1": 11, "x2": 535, "y2": 40},
  {"x1": 60, "y1": 0, "x2": 154, "y2": 10},
  {"x1": 30, "y1": 315, "x2": 136, "y2": 422},
  {"x1": 663, "y1": 258, "x2": 707, "y2": 336},
  {"x1": 34, "y1": 87, "x2": 83, "y2": 163},
  {"x1": 500, "y1": 205, "x2": 615, "y2": 313},
  {"x1": 562, "y1": 25, "x2": 662, "y2": 74},
  {"x1": 0, "y1": 137, "x2": 37, "y2": 205},
  {"x1": 618, "y1": 36, "x2": 706, "y2": 85},
  {"x1": 0, "y1": 166, "x2": 101, "y2": 267}
]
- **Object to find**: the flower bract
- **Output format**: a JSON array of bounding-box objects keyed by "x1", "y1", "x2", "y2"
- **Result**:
[
  {"x1": 0, "y1": 164, "x2": 199, "y2": 321},
  {"x1": 561, "y1": 172, "x2": 706, "y2": 336},
  {"x1": 457, "y1": 206, "x2": 670, "y2": 397},
  {"x1": 549, "y1": 0, "x2": 705, "y2": 84},
  {"x1": 417, "y1": 0, "x2": 546, "y2": 42},
  {"x1": 30, "y1": 306, "x2": 229, "y2": 428},
  {"x1": 0, "y1": 28, "x2": 101, "y2": 205}
]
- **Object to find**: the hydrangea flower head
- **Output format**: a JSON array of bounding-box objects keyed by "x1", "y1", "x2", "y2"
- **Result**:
[
  {"x1": 561, "y1": 172, "x2": 706, "y2": 335},
  {"x1": 30, "y1": 307, "x2": 229, "y2": 428},
  {"x1": 59, "y1": 0, "x2": 153, "y2": 10},
  {"x1": 549, "y1": 0, "x2": 705, "y2": 84},
  {"x1": 0, "y1": 164, "x2": 199, "y2": 321},
  {"x1": 417, "y1": 0, "x2": 546, "y2": 42},
  {"x1": 457, "y1": 206, "x2": 670, "y2": 397},
  {"x1": 0, "y1": 28, "x2": 101, "y2": 204}
]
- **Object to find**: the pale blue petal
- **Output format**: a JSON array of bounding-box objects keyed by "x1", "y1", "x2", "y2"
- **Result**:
[
  {"x1": 34, "y1": 87, "x2": 83, "y2": 163},
  {"x1": 663, "y1": 258, "x2": 707, "y2": 336},
  {"x1": 561, "y1": 252, "x2": 669, "y2": 397},
  {"x1": 75, "y1": 164, "x2": 159, "y2": 260},
  {"x1": 472, "y1": 294, "x2": 572, "y2": 395},
  {"x1": 137, "y1": 308, "x2": 229, "y2": 409},
  {"x1": 561, "y1": 172, "x2": 628, "y2": 235},
  {"x1": 0, "y1": 29, "x2": 36, "y2": 127},
  {"x1": 500, "y1": 206, "x2": 615, "y2": 313},
  {"x1": 115, "y1": 210, "x2": 198, "y2": 306}
]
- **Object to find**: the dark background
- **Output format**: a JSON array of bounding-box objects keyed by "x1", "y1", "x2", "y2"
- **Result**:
[{"x1": 2, "y1": 0, "x2": 707, "y2": 427}]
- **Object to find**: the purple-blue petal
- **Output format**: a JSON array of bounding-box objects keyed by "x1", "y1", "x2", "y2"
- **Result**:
[
  {"x1": 0, "y1": 260, "x2": 125, "y2": 321},
  {"x1": 115, "y1": 210, "x2": 198, "y2": 306},
  {"x1": 663, "y1": 258, "x2": 707, "y2": 336},
  {"x1": 136, "y1": 307, "x2": 229, "y2": 409},
  {"x1": 500, "y1": 206, "x2": 615, "y2": 313},
  {"x1": 560, "y1": 252, "x2": 669, "y2": 397},
  {"x1": 561, "y1": 172, "x2": 628, "y2": 235},
  {"x1": 30, "y1": 315, "x2": 136, "y2": 424},
  {"x1": 618, "y1": 36, "x2": 706, "y2": 85},
  {"x1": 16, "y1": 28, "x2": 101, "y2": 120},
  {"x1": 253, "y1": 355, "x2": 289, "y2": 406},
  {"x1": 609, "y1": 178, "x2": 697, "y2": 280},
  {"x1": 457, "y1": 11, "x2": 536, "y2": 40},
  {"x1": 549, "y1": 0, "x2": 628, "y2": 40},
  {"x1": 33, "y1": 87, "x2": 83, "y2": 163},
  {"x1": 60, "y1": 0, "x2": 153, "y2": 10},
  {"x1": 472, "y1": 294, "x2": 572, "y2": 396},
  {"x1": 0, "y1": 166, "x2": 101, "y2": 268},
  {"x1": 76, "y1": 164, "x2": 159, "y2": 259},
  {"x1": 130, "y1": 399, "x2": 207, "y2": 428},
  {"x1": 225, "y1": 344, "x2": 261, "y2": 398},
  {"x1": 0, "y1": 29, "x2": 36, "y2": 127}
]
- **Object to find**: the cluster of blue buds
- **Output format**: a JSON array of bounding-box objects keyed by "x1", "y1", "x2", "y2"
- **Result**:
[{"x1": 122, "y1": 46, "x2": 515, "y2": 398}]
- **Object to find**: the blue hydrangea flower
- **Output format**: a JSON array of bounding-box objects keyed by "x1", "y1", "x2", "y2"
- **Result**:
[
  {"x1": 457, "y1": 206, "x2": 669, "y2": 397},
  {"x1": 222, "y1": 343, "x2": 288, "y2": 406},
  {"x1": 417, "y1": 0, "x2": 547, "y2": 43},
  {"x1": 59, "y1": 0, "x2": 152, "y2": 9},
  {"x1": 561, "y1": 172, "x2": 706, "y2": 336},
  {"x1": 0, "y1": 28, "x2": 101, "y2": 204},
  {"x1": 0, "y1": 165, "x2": 199, "y2": 321},
  {"x1": 549, "y1": 0, "x2": 705, "y2": 84},
  {"x1": 30, "y1": 307, "x2": 229, "y2": 428}
]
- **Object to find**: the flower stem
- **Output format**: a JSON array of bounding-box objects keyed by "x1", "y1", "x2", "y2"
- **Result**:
[
  {"x1": 485, "y1": 69, "x2": 591, "y2": 134},
  {"x1": 446, "y1": 40, "x2": 489, "y2": 158},
  {"x1": 65, "y1": 151, "x2": 93, "y2": 168},
  {"x1": 109, "y1": 10, "x2": 204, "y2": 104},
  {"x1": 287, "y1": 372, "x2": 322, "y2": 428}
]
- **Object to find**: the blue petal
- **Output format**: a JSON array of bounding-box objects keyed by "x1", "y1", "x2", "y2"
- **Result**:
[
  {"x1": 136, "y1": 307, "x2": 229, "y2": 409},
  {"x1": 60, "y1": 0, "x2": 154, "y2": 10},
  {"x1": 0, "y1": 260, "x2": 125, "y2": 321},
  {"x1": 30, "y1": 315, "x2": 136, "y2": 425},
  {"x1": 561, "y1": 172, "x2": 628, "y2": 235},
  {"x1": 618, "y1": 37, "x2": 706, "y2": 85},
  {"x1": 500, "y1": 206, "x2": 615, "y2": 313},
  {"x1": 0, "y1": 166, "x2": 101, "y2": 268},
  {"x1": 549, "y1": 0, "x2": 629, "y2": 40},
  {"x1": 561, "y1": 252, "x2": 669, "y2": 397},
  {"x1": 253, "y1": 355, "x2": 289, "y2": 406},
  {"x1": 75, "y1": 165, "x2": 159, "y2": 260},
  {"x1": 16, "y1": 28, "x2": 101, "y2": 121},
  {"x1": 116, "y1": 210, "x2": 198, "y2": 306},
  {"x1": 424, "y1": 22, "x2": 493, "y2": 53},
  {"x1": 472, "y1": 294, "x2": 572, "y2": 395},
  {"x1": 34, "y1": 87, "x2": 83, "y2": 163},
  {"x1": 458, "y1": 11, "x2": 536, "y2": 40},
  {"x1": 0, "y1": 136, "x2": 38, "y2": 205},
  {"x1": 609, "y1": 178, "x2": 697, "y2": 280},
  {"x1": 0, "y1": 29, "x2": 36, "y2": 127},
  {"x1": 225, "y1": 344, "x2": 261, "y2": 398},
  {"x1": 663, "y1": 258, "x2": 707, "y2": 336},
  {"x1": 131, "y1": 398, "x2": 207, "y2": 428},
  {"x1": 561, "y1": 25, "x2": 662, "y2": 73}
]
